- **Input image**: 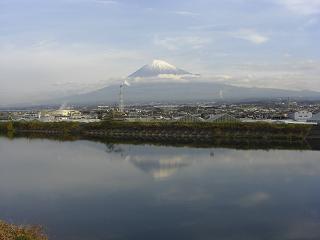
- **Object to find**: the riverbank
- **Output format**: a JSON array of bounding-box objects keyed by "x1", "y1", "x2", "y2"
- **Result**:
[
  {"x1": 0, "y1": 121, "x2": 314, "y2": 142},
  {"x1": 1, "y1": 120, "x2": 319, "y2": 150},
  {"x1": 0, "y1": 220, "x2": 47, "y2": 240},
  {"x1": 0, "y1": 120, "x2": 314, "y2": 140}
]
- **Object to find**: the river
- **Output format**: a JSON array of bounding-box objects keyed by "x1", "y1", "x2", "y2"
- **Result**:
[{"x1": 1, "y1": 137, "x2": 320, "y2": 240}]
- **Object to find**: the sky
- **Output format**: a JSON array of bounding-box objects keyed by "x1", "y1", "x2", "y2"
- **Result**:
[{"x1": 0, "y1": 0, "x2": 319, "y2": 105}]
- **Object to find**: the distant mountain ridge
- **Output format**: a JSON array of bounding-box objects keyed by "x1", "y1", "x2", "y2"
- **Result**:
[
  {"x1": 51, "y1": 59, "x2": 320, "y2": 105},
  {"x1": 56, "y1": 81, "x2": 320, "y2": 105}
]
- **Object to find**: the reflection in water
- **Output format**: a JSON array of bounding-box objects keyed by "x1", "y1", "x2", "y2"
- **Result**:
[
  {"x1": 104, "y1": 143, "x2": 202, "y2": 180},
  {"x1": 1, "y1": 137, "x2": 320, "y2": 240},
  {"x1": 127, "y1": 155, "x2": 193, "y2": 179}
]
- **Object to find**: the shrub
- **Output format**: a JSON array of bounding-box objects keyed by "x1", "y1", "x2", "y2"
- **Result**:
[{"x1": 0, "y1": 221, "x2": 47, "y2": 240}]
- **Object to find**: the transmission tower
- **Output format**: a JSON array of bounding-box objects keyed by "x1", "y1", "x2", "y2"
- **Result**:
[{"x1": 119, "y1": 84, "x2": 124, "y2": 112}]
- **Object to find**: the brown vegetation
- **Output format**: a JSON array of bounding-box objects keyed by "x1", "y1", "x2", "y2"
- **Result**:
[
  {"x1": 0, "y1": 221, "x2": 47, "y2": 240},
  {"x1": 0, "y1": 120, "x2": 313, "y2": 141}
]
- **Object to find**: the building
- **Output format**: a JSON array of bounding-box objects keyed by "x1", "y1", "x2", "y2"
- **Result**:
[
  {"x1": 0, "y1": 112, "x2": 10, "y2": 121},
  {"x1": 206, "y1": 114, "x2": 239, "y2": 123},
  {"x1": 176, "y1": 114, "x2": 204, "y2": 123},
  {"x1": 289, "y1": 111, "x2": 313, "y2": 122},
  {"x1": 307, "y1": 112, "x2": 320, "y2": 124},
  {"x1": 39, "y1": 109, "x2": 81, "y2": 120}
]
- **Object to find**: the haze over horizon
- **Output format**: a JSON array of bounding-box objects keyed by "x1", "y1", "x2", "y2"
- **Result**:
[{"x1": 0, "y1": 0, "x2": 320, "y2": 105}]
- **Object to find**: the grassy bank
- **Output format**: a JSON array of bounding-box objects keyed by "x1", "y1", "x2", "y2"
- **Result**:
[
  {"x1": 0, "y1": 221, "x2": 47, "y2": 240},
  {"x1": 0, "y1": 120, "x2": 313, "y2": 141}
]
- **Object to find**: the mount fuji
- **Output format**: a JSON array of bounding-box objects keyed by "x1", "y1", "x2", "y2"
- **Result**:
[
  {"x1": 128, "y1": 59, "x2": 195, "y2": 79},
  {"x1": 50, "y1": 59, "x2": 320, "y2": 105}
]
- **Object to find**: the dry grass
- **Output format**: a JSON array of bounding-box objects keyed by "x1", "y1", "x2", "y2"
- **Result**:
[{"x1": 0, "y1": 221, "x2": 47, "y2": 240}]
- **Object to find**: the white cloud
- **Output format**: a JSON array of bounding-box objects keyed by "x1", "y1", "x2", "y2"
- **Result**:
[
  {"x1": 172, "y1": 11, "x2": 198, "y2": 16},
  {"x1": 0, "y1": 42, "x2": 147, "y2": 105},
  {"x1": 69, "y1": 0, "x2": 119, "y2": 4},
  {"x1": 278, "y1": 0, "x2": 320, "y2": 15},
  {"x1": 209, "y1": 60, "x2": 320, "y2": 91},
  {"x1": 94, "y1": 0, "x2": 118, "y2": 4},
  {"x1": 305, "y1": 17, "x2": 319, "y2": 26},
  {"x1": 231, "y1": 29, "x2": 269, "y2": 44},
  {"x1": 154, "y1": 36, "x2": 211, "y2": 50},
  {"x1": 214, "y1": 74, "x2": 233, "y2": 80}
]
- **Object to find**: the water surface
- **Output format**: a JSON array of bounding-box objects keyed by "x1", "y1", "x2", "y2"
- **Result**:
[{"x1": 1, "y1": 137, "x2": 320, "y2": 240}]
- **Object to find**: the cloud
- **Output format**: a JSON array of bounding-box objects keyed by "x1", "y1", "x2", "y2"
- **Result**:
[
  {"x1": 154, "y1": 36, "x2": 211, "y2": 50},
  {"x1": 209, "y1": 60, "x2": 320, "y2": 91},
  {"x1": 0, "y1": 42, "x2": 147, "y2": 105},
  {"x1": 277, "y1": 0, "x2": 320, "y2": 15},
  {"x1": 172, "y1": 11, "x2": 199, "y2": 17},
  {"x1": 214, "y1": 74, "x2": 233, "y2": 80},
  {"x1": 93, "y1": 0, "x2": 118, "y2": 4},
  {"x1": 69, "y1": 0, "x2": 119, "y2": 4},
  {"x1": 305, "y1": 17, "x2": 319, "y2": 26},
  {"x1": 231, "y1": 29, "x2": 269, "y2": 44}
]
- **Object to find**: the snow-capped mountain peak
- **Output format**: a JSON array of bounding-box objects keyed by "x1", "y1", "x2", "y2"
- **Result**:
[
  {"x1": 150, "y1": 59, "x2": 177, "y2": 71},
  {"x1": 128, "y1": 59, "x2": 193, "y2": 79}
]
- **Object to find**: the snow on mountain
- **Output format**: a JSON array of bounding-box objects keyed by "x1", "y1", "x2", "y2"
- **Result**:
[
  {"x1": 149, "y1": 59, "x2": 177, "y2": 70},
  {"x1": 128, "y1": 59, "x2": 195, "y2": 79}
]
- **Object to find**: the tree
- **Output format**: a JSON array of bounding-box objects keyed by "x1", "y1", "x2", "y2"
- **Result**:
[{"x1": 6, "y1": 121, "x2": 14, "y2": 132}]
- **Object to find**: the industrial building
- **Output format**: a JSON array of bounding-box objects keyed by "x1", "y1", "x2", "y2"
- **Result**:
[
  {"x1": 176, "y1": 114, "x2": 205, "y2": 123},
  {"x1": 289, "y1": 111, "x2": 313, "y2": 122},
  {"x1": 206, "y1": 114, "x2": 239, "y2": 123},
  {"x1": 308, "y1": 113, "x2": 320, "y2": 124}
]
